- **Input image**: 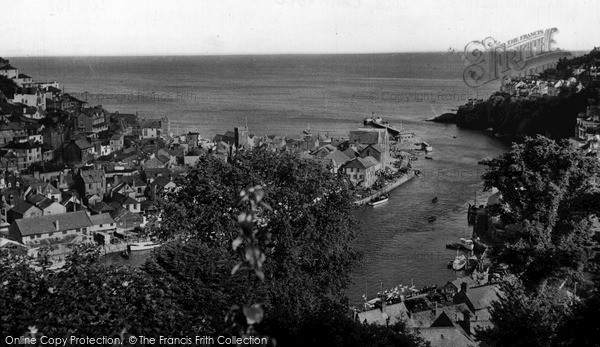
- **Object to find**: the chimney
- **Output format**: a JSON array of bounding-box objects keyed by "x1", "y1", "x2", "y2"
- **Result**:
[
  {"x1": 460, "y1": 282, "x2": 468, "y2": 293},
  {"x1": 54, "y1": 220, "x2": 59, "y2": 231}
]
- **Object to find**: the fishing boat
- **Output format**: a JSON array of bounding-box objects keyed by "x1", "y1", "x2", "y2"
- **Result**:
[
  {"x1": 460, "y1": 238, "x2": 474, "y2": 251},
  {"x1": 431, "y1": 197, "x2": 438, "y2": 203},
  {"x1": 368, "y1": 194, "x2": 389, "y2": 206},
  {"x1": 427, "y1": 216, "x2": 437, "y2": 223},
  {"x1": 452, "y1": 251, "x2": 467, "y2": 271},
  {"x1": 128, "y1": 241, "x2": 162, "y2": 251}
]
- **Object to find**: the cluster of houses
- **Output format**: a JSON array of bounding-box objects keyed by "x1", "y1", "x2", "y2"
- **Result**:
[
  {"x1": 573, "y1": 105, "x2": 600, "y2": 159},
  {"x1": 357, "y1": 274, "x2": 500, "y2": 346},
  {"x1": 212, "y1": 125, "x2": 399, "y2": 188},
  {"x1": 500, "y1": 76, "x2": 585, "y2": 98},
  {"x1": 0, "y1": 59, "x2": 214, "y2": 256},
  {"x1": 0, "y1": 57, "x2": 407, "y2": 257}
]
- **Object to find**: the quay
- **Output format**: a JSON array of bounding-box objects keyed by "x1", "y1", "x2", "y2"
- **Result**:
[{"x1": 354, "y1": 170, "x2": 415, "y2": 206}]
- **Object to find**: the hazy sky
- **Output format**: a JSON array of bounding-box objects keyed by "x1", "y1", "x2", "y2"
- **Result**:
[{"x1": 1, "y1": 0, "x2": 598, "y2": 56}]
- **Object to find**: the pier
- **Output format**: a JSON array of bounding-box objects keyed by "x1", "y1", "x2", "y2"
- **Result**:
[
  {"x1": 354, "y1": 170, "x2": 415, "y2": 205},
  {"x1": 364, "y1": 120, "x2": 403, "y2": 136}
]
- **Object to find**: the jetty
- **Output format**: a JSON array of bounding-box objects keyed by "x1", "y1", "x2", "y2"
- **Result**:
[
  {"x1": 364, "y1": 118, "x2": 402, "y2": 136},
  {"x1": 354, "y1": 170, "x2": 415, "y2": 205}
]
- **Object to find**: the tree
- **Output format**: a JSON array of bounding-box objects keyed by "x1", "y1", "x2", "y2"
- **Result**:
[
  {"x1": 0, "y1": 75, "x2": 18, "y2": 99},
  {"x1": 1, "y1": 149, "x2": 428, "y2": 346},
  {"x1": 476, "y1": 279, "x2": 574, "y2": 347},
  {"x1": 480, "y1": 135, "x2": 600, "y2": 287},
  {"x1": 148, "y1": 149, "x2": 367, "y2": 343},
  {"x1": 0, "y1": 245, "x2": 186, "y2": 340}
]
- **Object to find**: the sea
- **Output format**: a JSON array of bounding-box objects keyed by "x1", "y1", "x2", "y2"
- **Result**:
[{"x1": 10, "y1": 53, "x2": 508, "y2": 304}]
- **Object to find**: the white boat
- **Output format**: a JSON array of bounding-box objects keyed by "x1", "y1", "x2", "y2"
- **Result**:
[
  {"x1": 460, "y1": 238, "x2": 474, "y2": 251},
  {"x1": 368, "y1": 195, "x2": 389, "y2": 206},
  {"x1": 452, "y1": 250, "x2": 467, "y2": 271},
  {"x1": 128, "y1": 241, "x2": 162, "y2": 251}
]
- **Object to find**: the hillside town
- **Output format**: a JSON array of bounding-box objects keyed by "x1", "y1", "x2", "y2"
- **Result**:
[{"x1": 0, "y1": 58, "x2": 420, "y2": 260}]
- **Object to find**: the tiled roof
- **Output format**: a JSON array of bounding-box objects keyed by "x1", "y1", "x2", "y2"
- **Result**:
[
  {"x1": 464, "y1": 285, "x2": 501, "y2": 311},
  {"x1": 150, "y1": 176, "x2": 172, "y2": 188},
  {"x1": 324, "y1": 150, "x2": 351, "y2": 166},
  {"x1": 141, "y1": 119, "x2": 162, "y2": 129},
  {"x1": 12, "y1": 211, "x2": 92, "y2": 236},
  {"x1": 89, "y1": 213, "x2": 115, "y2": 226},
  {"x1": 10, "y1": 201, "x2": 40, "y2": 215},
  {"x1": 74, "y1": 139, "x2": 93, "y2": 150},
  {"x1": 80, "y1": 169, "x2": 104, "y2": 183},
  {"x1": 342, "y1": 156, "x2": 379, "y2": 170}
]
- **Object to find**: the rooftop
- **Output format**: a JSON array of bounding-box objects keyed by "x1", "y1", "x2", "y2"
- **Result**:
[{"x1": 11, "y1": 211, "x2": 92, "y2": 236}]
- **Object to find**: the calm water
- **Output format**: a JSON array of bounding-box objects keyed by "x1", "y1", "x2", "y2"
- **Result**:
[{"x1": 11, "y1": 54, "x2": 508, "y2": 303}]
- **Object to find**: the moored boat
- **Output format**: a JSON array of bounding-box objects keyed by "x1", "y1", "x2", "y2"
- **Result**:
[
  {"x1": 431, "y1": 197, "x2": 438, "y2": 203},
  {"x1": 128, "y1": 241, "x2": 162, "y2": 252},
  {"x1": 425, "y1": 155, "x2": 433, "y2": 160},
  {"x1": 460, "y1": 238, "x2": 474, "y2": 251},
  {"x1": 427, "y1": 216, "x2": 436, "y2": 223},
  {"x1": 452, "y1": 253, "x2": 467, "y2": 271},
  {"x1": 368, "y1": 194, "x2": 389, "y2": 206}
]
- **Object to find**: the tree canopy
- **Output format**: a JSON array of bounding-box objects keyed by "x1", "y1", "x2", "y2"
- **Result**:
[
  {"x1": 477, "y1": 135, "x2": 600, "y2": 345},
  {"x1": 481, "y1": 135, "x2": 600, "y2": 287},
  {"x1": 1, "y1": 149, "x2": 428, "y2": 346}
]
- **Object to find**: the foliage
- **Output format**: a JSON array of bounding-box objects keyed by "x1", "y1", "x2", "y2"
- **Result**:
[
  {"x1": 0, "y1": 75, "x2": 18, "y2": 99},
  {"x1": 476, "y1": 279, "x2": 575, "y2": 347},
  {"x1": 0, "y1": 149, "x2": 427, "y2": 345},
  {"x1": 480, "y1": 136, "x2": 600, "y2": 287},
  {"x1": 454, "y1": 87, "x2": 597, "y2": 139},
  {"x1": 0, "y1": 245, "x2": 184, "y2": 341},
  {"x1": 478, "y1": 135, "x2": 600, "y2": 346},
  {"x1": 148, "y1": 149, "x2": 368, "y2": 343}
]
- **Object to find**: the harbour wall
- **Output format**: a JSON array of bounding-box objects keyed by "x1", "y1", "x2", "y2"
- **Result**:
[{"x1": 354, "y1": 170, "x2": 415, "y2": 206}]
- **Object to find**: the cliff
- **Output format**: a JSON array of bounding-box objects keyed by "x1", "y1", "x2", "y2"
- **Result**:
[{"x1": 431, "y1": 47, "x2": 600, "y2": 140}]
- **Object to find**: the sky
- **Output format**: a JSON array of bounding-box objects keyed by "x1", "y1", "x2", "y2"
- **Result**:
[{"x1": 1, "y1": 0, "x2": 599, "y2": 56}]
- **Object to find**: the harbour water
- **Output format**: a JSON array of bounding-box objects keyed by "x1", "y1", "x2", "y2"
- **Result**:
[{"x1": 11, "y1": 53, "x2": 508, "y2": 303}]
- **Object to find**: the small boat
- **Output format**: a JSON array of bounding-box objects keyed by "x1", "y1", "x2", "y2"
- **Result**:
[
  {"x1": 460, "y1": 238, "x2": 474, "y2": 251},
  {"x1": 428, "y1": 216, "x2": 436, "y2": 223},
  {"x1": 368, "y1": 194, "x2": 389, "y2": 206},
  {"x1": 431, "y1": 197, "x2": 438, "y2": 203},
  {"x1": 128, "y1": 241, "x2": 162, "y2": 251},
  {"x1": 414, "y1": 170, "x2": 421, "y2": 177},
  {"x1": 120, "y1": 250, "x2": 129, "y2": 259},
  {"x1": 425, "y1": 155, "x2": 433, "y2": 160},
  {"x1": 452, "y1": 252, "x2": 467, "y2": 271},
  {"x1": 421, "y1": 142, "x2": 433, "y2": 152}
]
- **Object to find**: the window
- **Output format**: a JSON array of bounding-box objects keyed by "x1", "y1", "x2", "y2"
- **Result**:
[
  {"x1": 48, "y1": 232, "x2": 53, "y2": 237},
  {"x1": 62, "y1": 231, "x2": 67, "y2": 234},
  {"x1": 99, "y1": 224, "x2": 103, "y2": 228},
  {"x1": 89, "y1": 184, "x2": 93, "y2": 189}
]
